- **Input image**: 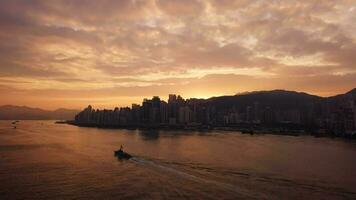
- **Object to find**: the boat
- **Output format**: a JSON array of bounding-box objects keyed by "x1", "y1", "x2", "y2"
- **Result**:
[{"x1": 114, "y1": 149, "x2": 132, "y2": 160}]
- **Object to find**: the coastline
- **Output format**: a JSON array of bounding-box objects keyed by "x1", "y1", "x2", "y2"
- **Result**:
[{"x1": 62, "y1": 120, "x2": 356, "y2": 139}]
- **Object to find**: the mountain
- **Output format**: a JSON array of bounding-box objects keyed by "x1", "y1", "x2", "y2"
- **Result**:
[
  {"x1": 0, "y1": 105, "x2": 79, "y2": 120},
  {"x1": 346, "y1": 88, "x2": 356, "y2": 94},
  {"x1": 205, "y1": 89, "x2": 324, "y2": 112}
]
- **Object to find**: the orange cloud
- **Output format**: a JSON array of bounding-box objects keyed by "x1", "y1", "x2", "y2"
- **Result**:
[{"x1": 0, "y1": 0, "x2": 355, "y2": 109}]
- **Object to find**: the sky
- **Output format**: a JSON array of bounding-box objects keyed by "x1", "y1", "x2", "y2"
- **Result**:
[{"x1": 0, "y1": 0, "x2": 355, "y2": 110}]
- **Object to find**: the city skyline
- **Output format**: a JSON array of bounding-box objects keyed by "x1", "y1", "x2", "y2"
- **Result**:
[
  {"x1": 74, "y1": 88, "x2": 356, "y2": 136},
  {"x1": 0, "y1": 0, "x2": 355, "y2": 109},
  {"x1": 0, "y1": 1, "x2": 355, "y2": 198}
]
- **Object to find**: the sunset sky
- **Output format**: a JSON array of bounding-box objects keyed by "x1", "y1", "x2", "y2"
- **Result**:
[{"x1": 0, "y1": 0, "x2": 355, "y2": 110}]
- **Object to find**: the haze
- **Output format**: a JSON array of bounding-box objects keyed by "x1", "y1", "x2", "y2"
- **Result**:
[{"x1": 0, "y1": 0, "x2": 355, "y2": 110}]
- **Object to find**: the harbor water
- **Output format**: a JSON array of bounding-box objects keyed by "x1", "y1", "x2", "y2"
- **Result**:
[{"x1": 0, "y1": 121, "x2": 355, "y2": 199}]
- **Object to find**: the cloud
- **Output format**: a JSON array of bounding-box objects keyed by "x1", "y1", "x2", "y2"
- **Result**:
[
  {"x1": 156, "y1": 0, "x2": 204, "y2": 17},
  {"x1": 0, "y1": 0, "x2": 355, "y2": 108}
]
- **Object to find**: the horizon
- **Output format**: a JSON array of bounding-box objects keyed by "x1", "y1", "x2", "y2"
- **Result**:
[
  {"x1": 0, "y1": 1, "x2": 355, "y2": 109},
  {"x1": 0, "y1": 1, "x2": 356, "y2": 198},
  {"x1": 1, "y1": 87, "x2": 355, "y2": 111}
]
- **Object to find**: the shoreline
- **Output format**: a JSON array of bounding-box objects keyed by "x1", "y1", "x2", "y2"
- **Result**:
[{"x1": 61, "y1": 120, "x2": 356, "y2": 139}]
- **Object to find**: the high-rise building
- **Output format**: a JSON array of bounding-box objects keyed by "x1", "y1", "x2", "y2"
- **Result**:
[
  {"x1": 75, "y1": 105, "x2": 93, "y2": 123},
  {"x1": 160, "y1": 101, "x2": 168, "y2": 124},
  {"x1": 183, "y1": 106, "x2": 193, "y2": 124},
  {"x1": 262, "y1": 107, "x2": 274, "y2": 124},
  {"x1": 178, "y1": 106, "x2": 185, "y2": 124},
  {"x1": 131, "y1": 104, "x2": 140, "y2": 124},
  {"x1": 168, "y1": 94, "x2": 178, "y2": 124},
  {"x1": 246, "y1": 106, "x2": 253, "y2": 122},
  {"x1": 253, "y1": 102, "x2": 260, "y2": 122},
  {"x1": 168, "y1": 94, "x2": 177, "y2": 103},
  {"x1": 151, "y1": 96, "x2": 161, "y2": 123},
  {"x1": 142, "y1": 98, "x2": 152, "y2": 123}
]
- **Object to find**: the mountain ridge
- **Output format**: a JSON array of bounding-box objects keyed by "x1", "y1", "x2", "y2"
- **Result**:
[
  {"x1": 2, "y1": 88, "x2": 355, "y2": 120},
  {"x1": 0, "y1": 105, "x2": 79, "y2": 120}
]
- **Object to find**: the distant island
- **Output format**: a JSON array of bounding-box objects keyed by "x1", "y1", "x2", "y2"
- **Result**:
[
  {"x1": 0, "y1": 105, "x2": 78, "y2": 120},
  {"x1": 70, "y1": 89, "x2": 356, "y2": 138}
]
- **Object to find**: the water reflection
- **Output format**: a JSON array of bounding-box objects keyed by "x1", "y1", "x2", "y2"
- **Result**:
[
  {"x1": 138, "y1": 129, "x2": 160, "y2": 140},
  {"x1": 0, "y1": 143, "x2": 63, "y2": 151},
  {"x1": 0, "y1": 121, "x2": 355, "y2": 200}
]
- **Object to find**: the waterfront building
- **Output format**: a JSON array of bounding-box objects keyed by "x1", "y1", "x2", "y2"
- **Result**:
[
  {"x1": 73, "y1": 90, "x2": 356, "y2": 136},
  {"x1": 160, "y1": 101, "x2": 168, "y2": 124},
  {"x1": 131, "y1": 104, "x2": 140, "y2": 124}
]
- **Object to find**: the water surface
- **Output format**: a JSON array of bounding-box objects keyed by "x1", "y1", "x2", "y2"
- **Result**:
[{"x1": 0, "y1": 121, "x2": 355, "y2": 199}]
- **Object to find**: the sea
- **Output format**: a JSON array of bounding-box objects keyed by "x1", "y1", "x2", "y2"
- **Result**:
[{"x1": 0, "y1": 120, "x2": 355, "y2": 199}]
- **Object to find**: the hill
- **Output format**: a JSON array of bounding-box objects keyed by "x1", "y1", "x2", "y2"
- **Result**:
[
  {"x1": 0, "y1": 105, "x2": 79, "y2": 120},
  {"x1": 205, "y1": 89, "x2": 324, "y2": 112}
]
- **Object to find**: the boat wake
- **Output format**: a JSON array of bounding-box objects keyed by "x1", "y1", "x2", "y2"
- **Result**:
[
  {"x1": 130, "y1": 156, "x2": 264, "y2": 199},
  {"x1": 131, "y1": 157, "x2": 204, "y2": 181}
]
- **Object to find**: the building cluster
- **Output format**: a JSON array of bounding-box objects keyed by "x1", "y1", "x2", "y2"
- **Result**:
[
  {"x1": 323, "y1": 100, "x2": 356, "y2": 135},
  {"x1": 75, "y1": 94, "x2": 356, "y2": 135},
  {"x1": 221, "y1": 103, "x2": 304, "y2": 125},
  {"x1": 75, "y1": 95, "x2": 208, "y2": 126}
]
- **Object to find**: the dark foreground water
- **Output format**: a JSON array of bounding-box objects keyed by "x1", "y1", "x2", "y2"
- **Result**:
[{"x1": 0, "y1": 121, "x2": 355, "y2": 199}]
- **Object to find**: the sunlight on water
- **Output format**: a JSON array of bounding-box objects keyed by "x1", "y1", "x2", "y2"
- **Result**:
[{"x1": 0, "y1": 120, "x2": 355, "y2": 199}]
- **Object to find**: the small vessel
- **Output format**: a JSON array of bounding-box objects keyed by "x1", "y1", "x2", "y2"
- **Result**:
[
  {"x1": 12, "y1": 121, "x2": 19, "y2": 129},
  {"x1": 114, "y1": 145, "x2": 132, "y2": 160}
]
